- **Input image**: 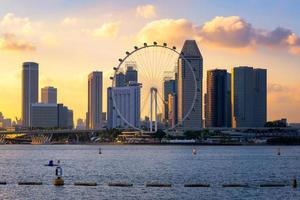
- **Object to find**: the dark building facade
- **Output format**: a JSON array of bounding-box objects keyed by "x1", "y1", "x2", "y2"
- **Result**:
[
  {"x1": 206, "y1": 69, "x2": 231, "y2": 127},
  {"x1": 163, "y1": 79, "x2": 176, "y2": 122}
]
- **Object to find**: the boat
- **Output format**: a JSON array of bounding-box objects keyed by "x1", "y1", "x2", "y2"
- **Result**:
[{"x1": 44, "y1": 160, "x2": 58, "y2": 167}]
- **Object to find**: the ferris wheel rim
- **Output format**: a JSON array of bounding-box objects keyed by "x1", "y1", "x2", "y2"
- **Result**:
[{"x1": 111, "y1": 42, "x2": 198, "y2": 132}]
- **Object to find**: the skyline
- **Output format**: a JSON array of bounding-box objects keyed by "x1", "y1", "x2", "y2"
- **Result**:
[{"x1": 1, "y1": 1, "x2": 300, "y2": 122}]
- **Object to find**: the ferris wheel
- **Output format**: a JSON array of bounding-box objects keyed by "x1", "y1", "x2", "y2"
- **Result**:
[{"x1": 110, "y1": 42, "x2": 198, "y2": 132}]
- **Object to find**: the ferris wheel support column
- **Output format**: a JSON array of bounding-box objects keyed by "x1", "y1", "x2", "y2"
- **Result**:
[
  {"x1": 154, "y1": 90, "x2": 158, "y2": 132},
  {"x1": 150, "y1": 90, "x2": 153, "y2": 132}
]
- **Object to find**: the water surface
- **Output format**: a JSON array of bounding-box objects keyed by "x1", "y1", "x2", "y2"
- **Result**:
[{"x1": 0, "y1": 145, "x2": 299, "y2": 199}]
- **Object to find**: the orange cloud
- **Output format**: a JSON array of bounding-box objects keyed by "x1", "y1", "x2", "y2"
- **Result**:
[
  {"x1": 0, "y1": 13, "x2": 33, "y2": 34},
  {"x1": 93, "y1": 21, "x2": 120, "y2": 38},
  {"x1": 137, "y1": 18, "x2": 198, "y2": 46},
  {"x1": 136, "y1": 4, "x2": 157, "y2": 19},
  {"x1": 200, "y1": 16, "x2": 254, "y2": 47},
  {"x1": 137, "y1": 16, "x2": 300, "y2": 54},
  {"x1": 0, "y1": 33, "x2": 35, "y2": 51},
  {"x1": 61, "y1": 17, "x2": 78, "y2": 26}
]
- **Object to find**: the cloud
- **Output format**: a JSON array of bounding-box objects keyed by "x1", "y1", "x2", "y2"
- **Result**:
[
  {"x1": 61, "y1": 17, "x2": 78, "y2": 26},
  {"x1": 268, "y1": 83, "x2": 287, "y2": 93},
  {"x1": 0, "y1": 33, "x2": 36, "y2": 51},
  {"x1": 137, "y1": 18, "x2": 198, "y2": 46},
  {"x1": 199, "y1": 16, "x2": 255, "y2": 47},
  {"x1": 136, "y1": 4, "x2": 156, "y2": 19},
  {"x1": 0, "y1": 13, "x2": 33, "y2": 34},
  {"x1": 137, "y1": 16, "x2": 300, "y2": 54},
  {"x1": 93, "y1": 21, "x2": 120, "y2": 38}
]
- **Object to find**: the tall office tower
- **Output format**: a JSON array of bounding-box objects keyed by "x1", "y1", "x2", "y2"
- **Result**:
[
  {"x1": 22, "y1": 62, "x2": 39, "y2": 127},
  {"x1": 206, "y1": 69, "x2": 231, "y2": 127},
  {"x1": 41, "y1": 86, "x2": 57, "y2": 104},
  {"x1": 115, "y1": 72, "x2": 126, "y2": 87},
  {"x1": 177, "y1": 40, "x2": 203, "y2": 130},
  {"x1": 232, "y1": 66, "x2": 267, "y2": 128},
  {"x1": 88, "y1": 71, "x2": 103, "y2": 130},
  {"x1": 125, "y1": 64, "x2": 138, "y2": 85},
  {"x1": 225, "y1": 73, "x2": 232, "y2": 127},
  {"x1": 253, "y1": 68, "x2": 267, "y2": 127},
  {"x1": 204, "y1": 93, "x2": 208, "y2": 128},
  {"x1": 163, "y1": 78, "x2": 176, "y2": 122},
  {"x1": 168, "y1": 94, "x2": 176, "y2": 128},
  {"x1": 107, "y1": 83, "x2": 141, "y2": 129}
]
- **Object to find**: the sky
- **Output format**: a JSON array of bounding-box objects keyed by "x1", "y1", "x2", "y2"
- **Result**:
[{"x1": 0, "y1": 0, "x2": 300, "y2": 123}]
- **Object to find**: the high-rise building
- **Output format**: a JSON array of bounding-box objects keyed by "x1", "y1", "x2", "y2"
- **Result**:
[
  {"x1": 88, "y1": 71, "x2": 103, "y2": 130},
  {"x1": 30, "y1": 103, "x2": 73, "y2": 129},
  {"x1": 168, "y1": 94, "x2": 176, "y2": 128},
  {"x1": 177, "y1": 40, "x2": 203, "y2": 130},
  {"x1": 232, "y1": 66, "x2": 267, "y2": 127},
  {"x1": 163, "y1": 78, "x2": 176, "y2": 122},
  {"x1": 22, "y1": 62, "x2": 39, "y2": 127},
  {"x1": 31, "y1": 103, "x2": 58, "y2": 128},
  {"x1": 58, "y1": 104, "x2": 73, "y2": 129},
  {"x1": 206, "y1": 69, "x2": 231, "y2": 127},
  {"x1": 115, "y1": 72, "x2": 126, "y2": 87},
  {"x1": 107, "y1": 83, "x2": 141, "y2": 129},
  {"x1": 125, "y1": 64, "x2": 138, "y2": 85},
  {"x1": 41, "y1": 86, "x2": 57, "y2": 104},
  {"x1": 76, "y1": 118, "x2": 85, "y2": 130}
]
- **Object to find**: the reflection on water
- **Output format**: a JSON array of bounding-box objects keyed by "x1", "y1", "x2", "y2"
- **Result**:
[{"x1": 0, "y1": 145, "x2": 300, "y2": 199}]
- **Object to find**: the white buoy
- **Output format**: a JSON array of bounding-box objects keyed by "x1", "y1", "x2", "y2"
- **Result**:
[{"x1": 192, "y1": 148, "x2": 197, "y2": 155}]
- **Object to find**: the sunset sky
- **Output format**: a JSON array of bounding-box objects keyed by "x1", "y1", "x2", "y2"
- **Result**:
[{"x1": 0, "y1": 0, "x2": 300, "y2": 123}]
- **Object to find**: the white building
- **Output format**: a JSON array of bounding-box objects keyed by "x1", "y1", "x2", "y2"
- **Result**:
[
  {"x1": 232, "y1": 66, "x2": 267, "y2": 127},
  {"x1": 107, "y1": 83, "x2": 141, "y2": 129},
  {"x1": 88, "y1": 71, "x2": 103, "y2": 130}
]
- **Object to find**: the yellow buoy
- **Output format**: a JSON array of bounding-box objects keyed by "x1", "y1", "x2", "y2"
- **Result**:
[
  {"x1": 53, "y1": 177, "x2": 64, "y2": 186},
  {"x1": 53, "y1": 160, "x2": 64, "y2": 186}
]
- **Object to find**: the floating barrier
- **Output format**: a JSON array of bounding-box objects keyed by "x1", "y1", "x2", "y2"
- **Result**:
[
  {"x1": 0, "y1": 182, "x2": 7, "y2": 185},
  {"x1": 146, "y1": 183, "x2": 172, "y2": 187},
  {"x1": 74, "y1": 182, "x2": 97, "y2": 186},
  {"x1": 18, "y1": 182, "x2": 42, "y2": 185},
  {"x1": 260, "y1": 183, "x2": 286, "y2": 187},
  {"x1": 184, "y1": 184, "x2": 210, "y2": 187},
  {"x1": 222, "y1": 184, "x2": 249, "y2": 188},
  {"x1": 108, "y1": 183, "x2": 133, "y2": 187},
  {"x1": 292, "y1": 178, "x2": 297, "y2": 188}
]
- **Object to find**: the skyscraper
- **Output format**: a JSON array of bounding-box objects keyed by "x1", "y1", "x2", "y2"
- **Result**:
[
  {"x1": 177, "y1": 40, "x2": 203, "y2": 130},
  {"x1": 41, "y1": 86, "x2": 57, "y2": 104},
  {"x1": 22, "y1": 62, "x2": 39, "y2": 127},
  {"x1": 163, "y1": 78, "x2": 176, "y2": 122},
  {"x1": 125, "y1": 65, "x2": 138, "y2": 85},
  {"x1": 232, "y1": 66, "x2": 267, "y2": 127},
  {"x1": 88, "y1": 71, "x2": 103, "y2": 130},
  {"x1": 206, "y1": 69, "x2": 231, "y2": 127},
  {"x1": 115, "y1": 72, "x2": 126, "y2": 87}
]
